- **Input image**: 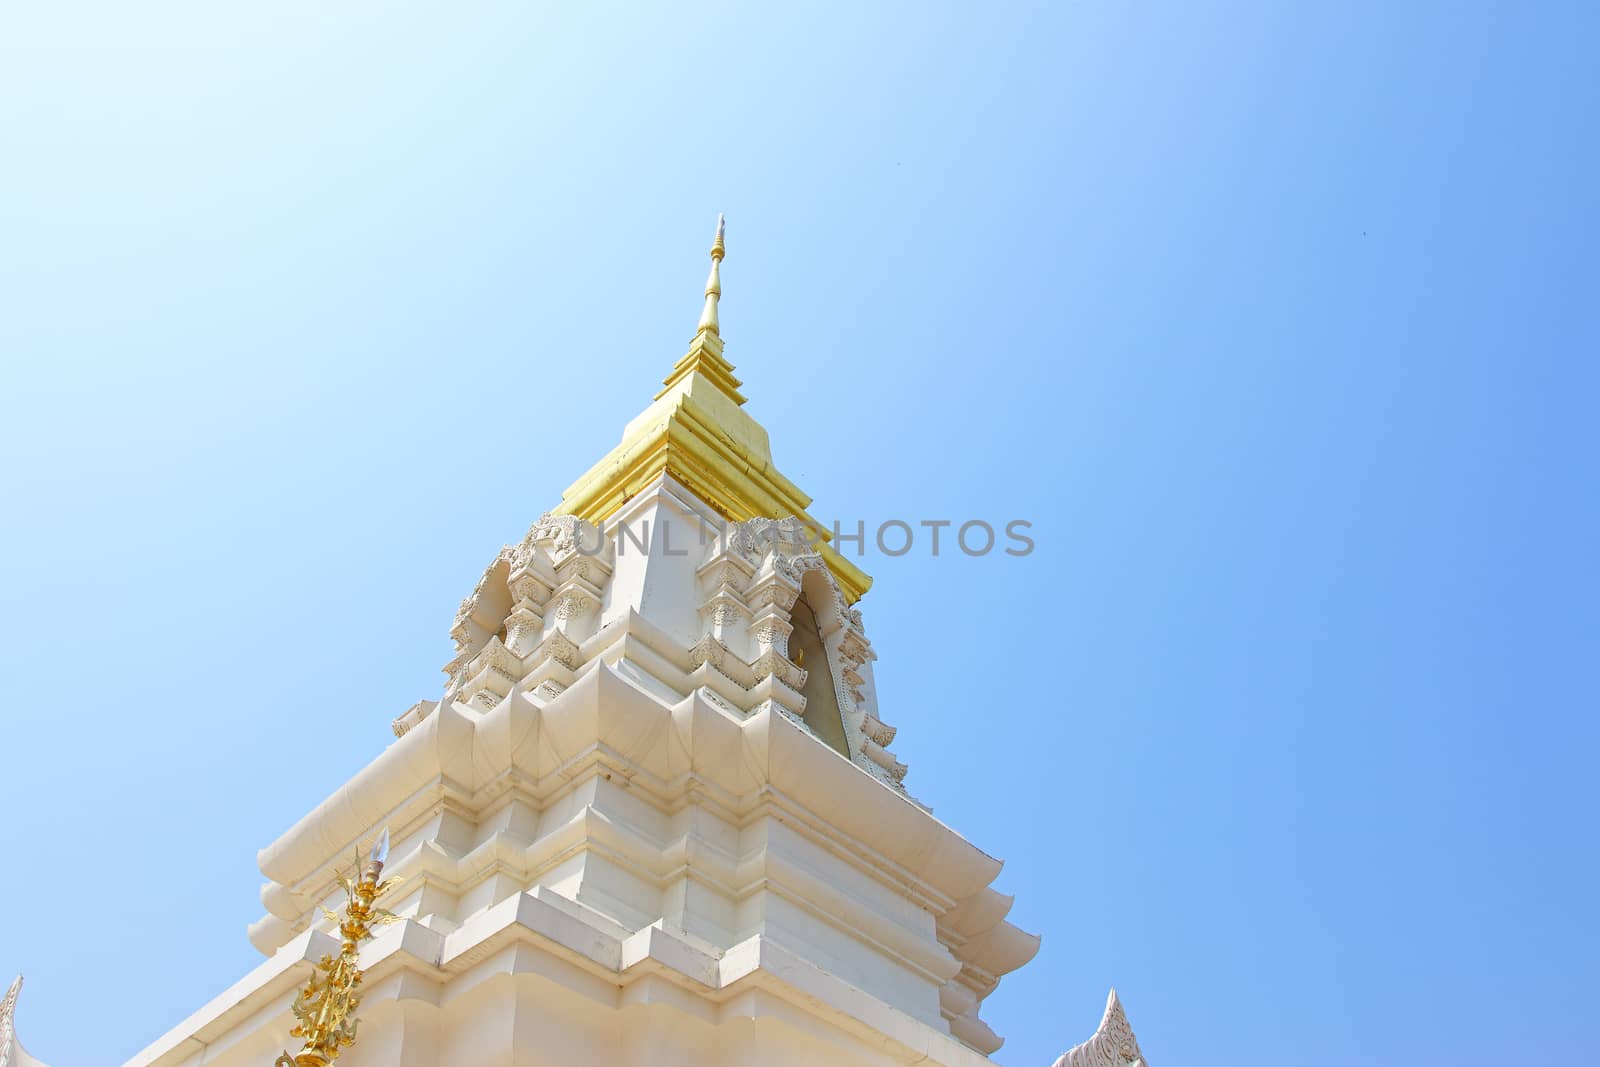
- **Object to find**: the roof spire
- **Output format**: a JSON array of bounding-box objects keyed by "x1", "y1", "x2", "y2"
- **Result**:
[
  {"x1": 656, "y1": 214, "x2": 747, "y2": 405},
  {"x1": 696, "y1": 213, "x2": 727, "y2": 336}
]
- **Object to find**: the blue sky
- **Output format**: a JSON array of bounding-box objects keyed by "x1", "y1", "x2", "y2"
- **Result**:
[{"x1": 1, "y1": 3, "x2": 1595, "y2": 1064}]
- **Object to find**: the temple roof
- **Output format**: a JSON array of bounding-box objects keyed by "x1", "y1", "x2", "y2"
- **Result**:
[{"x1": 555, "y1": 217, "x2": 872, "y2": 603}]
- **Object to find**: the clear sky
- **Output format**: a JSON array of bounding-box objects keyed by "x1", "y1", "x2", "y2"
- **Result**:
[{"x1": 1, "y1": 3, "x2": 1595, "y2": 1064}]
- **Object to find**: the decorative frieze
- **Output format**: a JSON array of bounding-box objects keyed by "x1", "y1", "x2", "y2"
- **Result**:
[
  {"x1": 687, "y1": 634, "x2": 728, "y2": 674},
  {"x1": 861, "y1": 712, "x2": 897, "y2": 747},
  {"x1": 687, "y1": 518, "x2": 908, "y2": 790},
  {"x1": 390, "y1": 699, "x2": 439, "y2": 739},
  {"x1": 439, "y1": 516, "x2": 609, "y2": 700},
  {"x1": 553, "y1": 590, "x2": 594, "y2": 620},
  {"x1": 430, "y1": 506, "x2": 905, "y2": 790},
  {"x1": 504, "y1": 606, "x2": 545, "y2": 657},
  {"x1": 529, "y1": 630, "x2": 581, "y2": 672},
  {"x1": 457, "y1": 635, "x2": 521, "y2": 711}
]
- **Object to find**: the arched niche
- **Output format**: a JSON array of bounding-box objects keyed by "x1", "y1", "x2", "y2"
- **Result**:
[
  {"x1": 785, "y1": 560, "x2": 859, "y2": 761},
  {"x1": 450, "y1": 553, "x2": 515, "y2": 664}
]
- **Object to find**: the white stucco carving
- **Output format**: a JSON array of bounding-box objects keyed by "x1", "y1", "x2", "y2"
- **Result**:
[
  {"x1": 1054, "y1": 989, "x2": 1148, "y2": 1067},
  {"x1": 47, "y1": 474, "x2": 1136, "y2": 1066},
  {"x1": 128, "y1": 474, "x2": 1042, "y2": 1067},
  {"x1": 0, "y1": 977, "x2": 14, "y2": 1067},
  {"x1": 408, "y1": 487, "x2": 914, "y2": 797},
  {"x1": 0, "y1": 977, "x2": 49, "y2": 1067},
  {"x1": 10, "y1": 230, "x2": 1149, "y2": 1066}
]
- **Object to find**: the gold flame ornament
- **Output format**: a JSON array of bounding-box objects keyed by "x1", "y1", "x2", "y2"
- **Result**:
[{"x1": 276, "y1": 829, "x2": 402, "y2": 1067}]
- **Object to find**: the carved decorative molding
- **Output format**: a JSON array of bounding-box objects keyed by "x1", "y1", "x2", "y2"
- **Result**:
[
  {"x1": 693, "y1": 519, "x2": 909, "y2": 792},
  {"x1": 441, "y1": 516, "x2": 609, "y2": 697},
  {"x1": 861, "y1": 713, "x2": 896, "y2": 747},
  {"x1": 1054, "y1": 989, "x2": 1147, "y2": 1067},
  {"x1": 0, "y1": 976, "x2": 16, "y2": 1067},
  {"x1": 701, "y1": 689, "x2": 736, "y2": 714},
  {"x1": 688, "y1": 635, "x2": 728, "y2": 673},
  {"x1": 425, "y1": 506, "x2": 914, "y2": 800},
  {"x1": 390, "y1": 700, "x2": 438, "y2": 738},
  {"x1": 531, "y1": 631, "x2": 582, "y2": 672},
  {"x1": 554, "y1": 591, "x2": 594, "y2": 620},
  {"x1": 0, "y1": 975, "x2": 45, "y2": 1067},
  {"x1": 528, "y1": 512, "x2": 596, "y2": 558}
]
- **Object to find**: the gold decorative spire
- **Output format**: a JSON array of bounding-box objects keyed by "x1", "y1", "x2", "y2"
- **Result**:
[
  {"x1": 696, "y1": 213, "x2": 726, "y2": 336},
  {"x1": 276, "y1": 830, "x2": 401, "y2": 1067},
  {"x1": 657, "y1": 214, "x2": 747, "y2": 405},
  {"x1": 560, "y1": 214, "x2": 872, "y2": 603}
]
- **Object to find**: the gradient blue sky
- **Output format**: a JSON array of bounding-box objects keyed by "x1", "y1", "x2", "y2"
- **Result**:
[{"x1": 1, "y1": 3, "x2": 1595, "y2": 1064}]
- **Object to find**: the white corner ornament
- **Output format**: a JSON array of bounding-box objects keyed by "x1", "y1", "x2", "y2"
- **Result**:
[
  {"x1": 0, "y1": 977, "x2": 49, "y2": 1067},
  {"x1": 1054, "y1": 988, "x2": 1148, "y2": 1067}
]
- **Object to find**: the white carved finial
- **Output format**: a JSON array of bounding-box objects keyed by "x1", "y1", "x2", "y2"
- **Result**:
[
  {"x1": 0, "y1": 977, "x2": 17, "y2": 1067},
  {"x1": 1, "y1": 975, "x2": 52, "y2": 1067},
  {"x1": 1052, "y1": 988, "x2": 1147, "y2": 1067}
]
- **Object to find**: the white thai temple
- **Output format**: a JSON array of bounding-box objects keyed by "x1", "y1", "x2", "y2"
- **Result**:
[{"x1": 2, "y1": 220, "x2": 1148, "y2": 1067}]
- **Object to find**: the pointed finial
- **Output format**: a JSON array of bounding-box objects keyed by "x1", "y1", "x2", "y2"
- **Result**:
[
  {"x1": 654, "y1": 213, "x2": 747, "y2": 405},
  {"x1": 362, "y1": 827, "x2": 390, "y2": 883},
  {"x1": 371, "y1": 827, "x2": 390, "y2": 866},
  {"x1": 2, "y1": 976, "x2": 30, "y2": 1067},
  {"x1": 696, "y1": 214, "x2": 726, "y2": 336}
]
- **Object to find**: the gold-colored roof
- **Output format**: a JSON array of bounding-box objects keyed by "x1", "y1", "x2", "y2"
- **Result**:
[{"x1": 556, "y1": 217, "x2": 872, "y2": 603}]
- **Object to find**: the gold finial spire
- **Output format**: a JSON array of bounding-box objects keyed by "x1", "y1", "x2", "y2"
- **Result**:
[
  {"x1": 275, "y1": 830, "x2": 402, "y2": 1067},
  {"x1": 561, "y1": 214, "x2": 873, "y2": 602},
  {"x1": 656, "y1": 214, "x2": 747, "y2": 405},
  {"x1": 696, "y1": 213, "x2": 727, "y2": 336}
]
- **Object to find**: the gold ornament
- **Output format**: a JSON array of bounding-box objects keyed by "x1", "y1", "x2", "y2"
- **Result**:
[{"x1": 275, "y1": 829, "x2": 402, "y2": 1067}]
